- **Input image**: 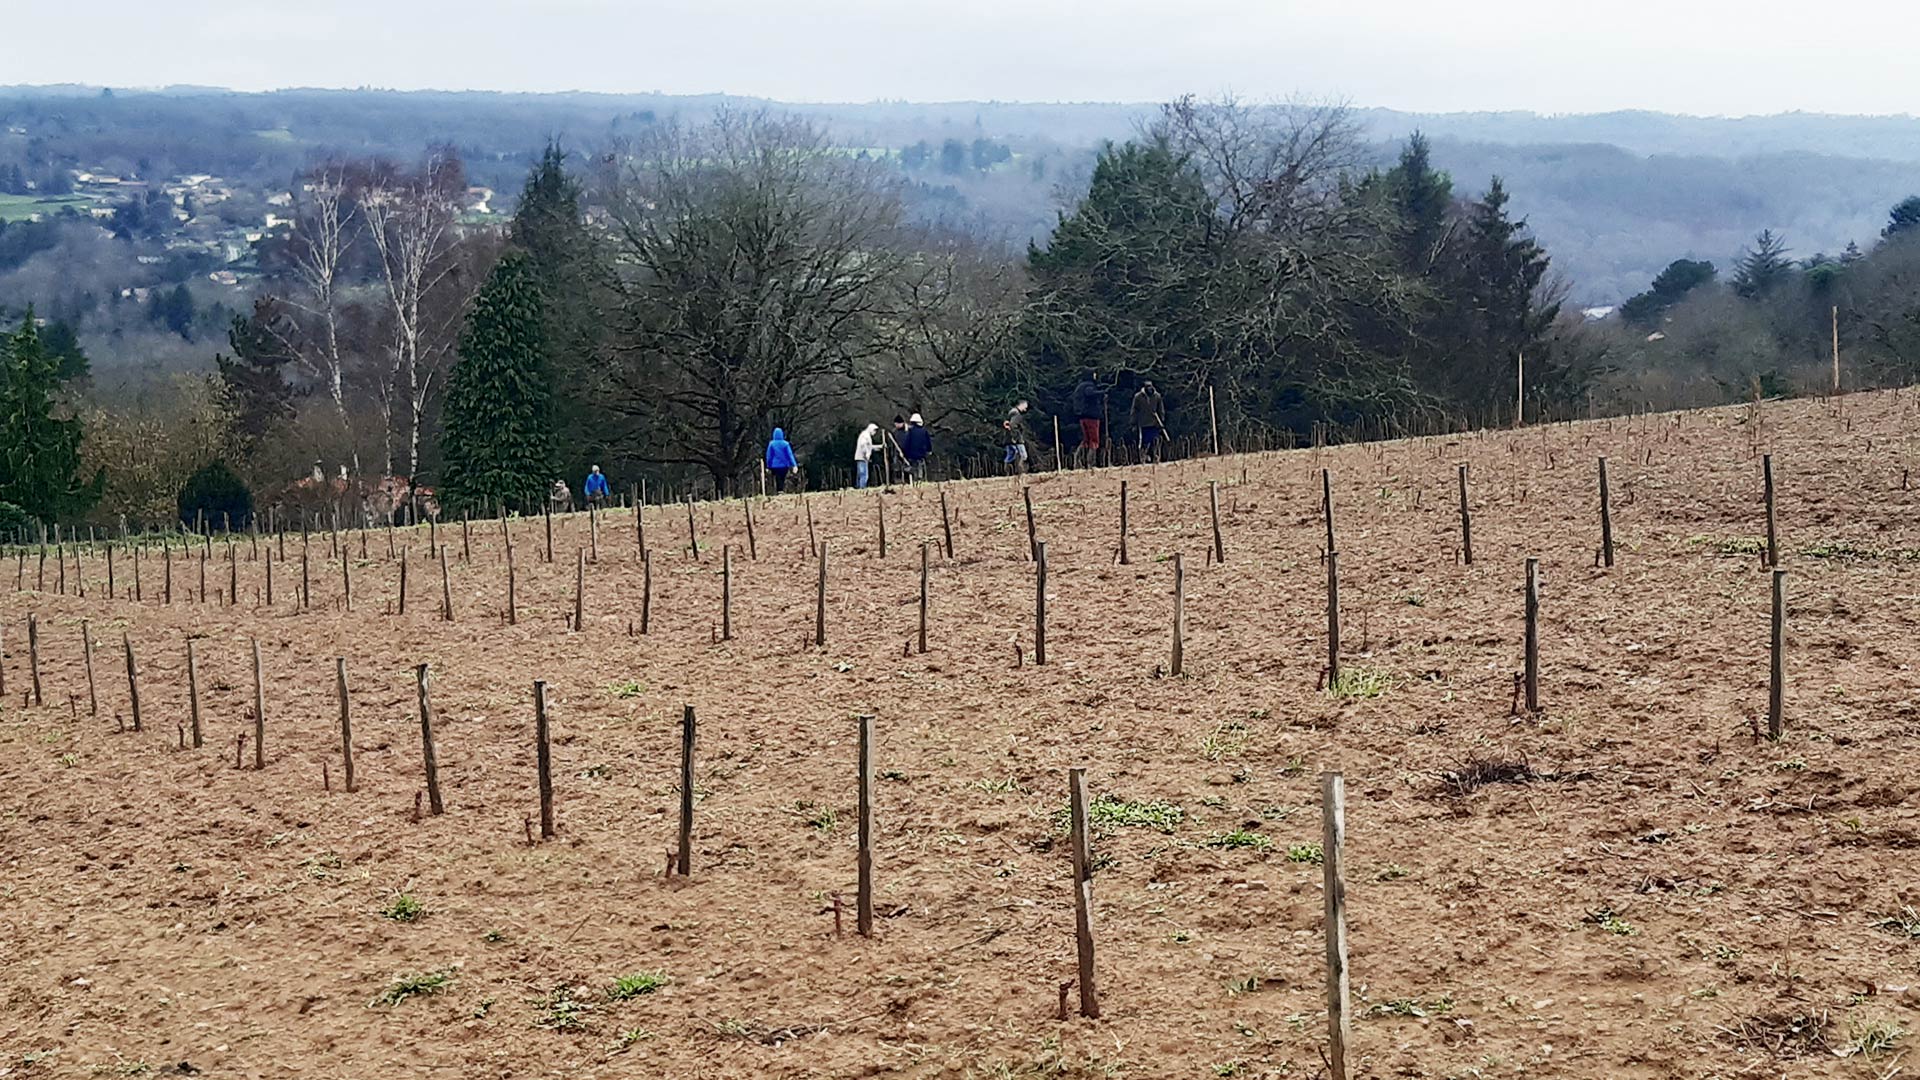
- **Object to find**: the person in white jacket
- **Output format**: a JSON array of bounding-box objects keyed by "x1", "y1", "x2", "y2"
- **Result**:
[{"x1": 853, "y1": 423, "x2": 880, "y2": 489}]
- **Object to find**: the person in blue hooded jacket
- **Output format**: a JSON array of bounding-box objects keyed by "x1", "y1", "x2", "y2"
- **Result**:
[
  {"x1": 583, "y1": 465, "x2": 611, "y2": 506},
  {"x1": 765, "y1": 427, "x2": 798, "y2": 492}
]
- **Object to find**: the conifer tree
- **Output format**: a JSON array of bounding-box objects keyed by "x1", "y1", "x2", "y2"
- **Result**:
[
  {"x1": 1732, "y1": 230, "x2": 1796, "y2": 298},
  {"x1": 0, "y1": 312, "x2": 103, "y2": 522},
  {"x1": 508, "y1": 144, "x2": 603, "y2": 479},
  {"x1": 437, "y1": 249, "x2": 553, "y2": 513}
]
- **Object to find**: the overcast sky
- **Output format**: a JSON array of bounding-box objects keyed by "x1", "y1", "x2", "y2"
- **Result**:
[{"x1": 10, "y1": 0, "x2": 1916, "y2": 116}]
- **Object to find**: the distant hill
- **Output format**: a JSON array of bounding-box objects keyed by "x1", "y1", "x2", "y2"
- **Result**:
[{"x1": 2, "y1": 86, "x2": 1915, "y2": 303}]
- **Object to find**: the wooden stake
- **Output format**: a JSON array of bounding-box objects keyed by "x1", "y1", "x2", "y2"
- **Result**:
[
  {"x1": 123, "y1": 633, "x2": 142, "y2": 732},
  {"x1": 1763, "y1": 454, "x2": 1779, "y2": 567},
  {"x1": 334, "y1": 653, "x2": 353, "y2": 787},
  {"x1": 416, "y1": 663, "x2": 444, "y2": 814},
  {"x1": 265, "y1": 550, "x2": 274, "y2": 606},
  {"x1": 1524, "y1": 557, "x2": 1540, "y2": 713},
  {"x1": 1457, "y1": 463, "x2": 1473, "y2": 565},
  {"x1": 251, "y1": 637, "x2": 266, "y2": 769},
  {"x1": 1208, "y1": 480, "x2": 1225, "y2": 564},
  {"x1": 633, "y1": 484, "x2": 644, "y2": 555},
  {"x1": 640, "y1": 550, "x2": 651, "y2": 635},
  {"x1": 1171, "y1": 552, "x2": 1185, "y2": 676},
  {"x1": 1769, "y1": 568, "x2": 1786, "y2": 740},
  {"x1": 720, "y1": 545, "x2": 732, "y2": 641},
  {"x1": 1068, "y1": 767, "x2": 1100, "y2": 1018},
  {"x1": 676, "y1": 705, "x2": 696, "y2": 875},
  {"x1": 439, "y1": 545, "x2": 453, "y2": 622},
  {"x1": 1325, "y1": 550, "x2": 1341, "y2": 686},
  {"x1": 227, "y1": 543, "x2": 237, "y2": 607},
  {"x1": 1832, "y1": 304, "x2": 1841, "y2": 393},
  {"x1": 685, "y1": 496, "x2": 699, "y2": 561},
  {"x1": 107, "y1": 545, "x2": 115, "y2": 598},
  {"x1": 1597, "y1": 456, "x2": 1615, "y2": 568},
  {"x1": 300, "y1": 552, "x2": 310, "y2": 610},
  {"x1": 589, "y1": 502, "x2": 599, "y2": 564},
  {"x1": 543, "y1": 503, "x2": 554, "y2": 564},
  {"x1": 1053, "y1": 415, "x2": 1063, "y2": 472},
  {"x1": 744, "y1": 500, "x2": 757, "y2": 560},
  {"x1": 876, "y1": 496, "x2": 887, "y2": 559},
  {"x1": 461, "y1": 512, "x2": 471, "y2": 562},
  {"x1": 572, "y1": 548, "x2": 585, "y2": 631},
  {"x1": 506, "y1": 548, "x2": 517, "y2": 626},
  {"x1": 28, "y1": 612, "x2": 42, "y2": 706},
  {"x1": 815, "y1": 542, "x2": 829, "y2": 646},
  {"x1": 918, "y1": 542, "x2": 929, "y2": 654},
  {"x1": 805, "y1": 496, "x2": 818, "y2": 558},
  {"x1": 534, "y1": 680, "x2": 554, "y2": 838},
  {"x1": 1023, "y1": 486, "x2": 1038, "y2": 562},
  {"x1": 162, "y1": 544, "x2": 171, "y2": 604},
  {"x1": 1322, "y1": 771, "x2": 1351, "y2": 1080},
  {"x1": 856, "y1": 712, "x2": 876, "y2": 937},
  {"x1": 81, "y1": 618, "x2": 97, "y2": 716},
  {"x1": 340, "y1": 550, "x2": 352, "y2": 610},
  {"x1": 939, "y1": 486, "x2": 954, "y2": 559},
  {"x1": 1118, "y1": 480, "x2": 1130, "y2": 565},
  {"x1": 1034, "y1": 540, "x2": 1048, "y2": 666},
  {"x1": 1207, "y1": 385, "x2": 1220, "y2": 455},
  {"x1": 398, "y1": 548, "x2": 408, "y2": 615},
  {"x1": 187, "y1": 638, "x2": 203, "y2": 748},
  {"x1": 1321, "y1": 468, "x2": 1336, "y2": 557}
]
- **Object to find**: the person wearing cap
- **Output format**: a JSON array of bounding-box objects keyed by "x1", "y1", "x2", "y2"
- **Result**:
[
  {"x1": 1131, "y1": 380, "x2": 1167, "y2": 462},
  {"x1": 853, "y1": 422, "x2": 880, "y2": 489},
  {"x1": 902, "y1": 412, "x2": 932, "y2": 482},
  {"x1": 583, "y1": 464, "x2": 611, "y2": 507}
]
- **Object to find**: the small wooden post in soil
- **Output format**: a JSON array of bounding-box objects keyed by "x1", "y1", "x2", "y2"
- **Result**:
[
  {"x1": 1053, "y1": 415, "x2": 1063, "y2": 472},
  {"x1": 1321, "y1": 468, "x2": 1336, "y2": 557},
  {"x1": 805, "y1": 496, "x2": 818, "y2": 558},
  {"x1": 226, "y1": 544, "x2": 237, "y2": 607},
  {"x1": 340, "y1": 550, "x2": 352, "y2": 611},
  {"x1": 506, "y1": 548, "x2": 518, "y2": 626},
  {"x1": 938, "y1": 486, "x2": 955, "y2": 559},
  {"x1": 80, "y1": 618, "x2": 98, "y2": 716},
  {"x1": 1208, "y1": 480, "x2": 1225, "y2": 564},
  {"x1": 1769, "y1": 568, "x2": 1786, "y2": 739},
  {"x1": 814, "y1": 542, "x2": 829, "y2": 646},
  {"x1": 439, "y1": 545, "x2": 453, "y2": 622},
  {"x1": 1524, "y1": 557, "x2": 1541, "y2": 713},
  {"x1": 685, "y1": 496, "x2": 699, "y2": 561},
  {"x1": 415, "y1": 663, "x2": 445, "y2": 814},
  {"x1": 744, "y1": 500, "x2": 757, "y2": 560},
  {"x1": 720, "y1": 545, "x2": 733, "y2": 641},
  {"x1": 543, "y1": 503, "x2": 554, "y2": 564},
  {"x1": 397, "y1": 548, "x2": 409, "y2": 615},
  {"x1": 265, "y1": 550, "x2": 275, "y2": 606},
  {"x1": 1763, "y1": 454, "x2": 1780, "y2": 567},
  {"x1": 251, "y1": 637, "x2": 266, "y2": 769},
  {"x1": 1034, "y1": 540, "x2": 1048, "y2": 666},
  {"x1": 107, "y1": 545, "x2": 116, "y2": 598},
  {"x1": 133, "y1": 545, "x2": 142, "y2": 602},
  {"x1": 1118, "y1": 480, "x2": 1130, "y2": 565},
  {"x1": 876, "y1": 497, "x2": 887, "y2": 559},
  {"x1": 917, "y1": 542, "x2": 930, "y2": 655},
  {"x1": 1023, "y1": 486, "x2": 1038, "y2": 562},
  {"x1": 572, "y1": 548, "x2": 585, "y2": 632},
  {"x1": 1322, "y1": 771, "x2": 1351, "y2": 1080},
  {"x1": 123, "y1": 633, "x2": 143, "y2": 731},
  {"x1": 187, "y1": 638, "x2": 203, "y2": 748},
  {"x1": 856, "y1": 711, "x2": 876, "y2": 936},
  {"x1": 1170, "y1": 553, "x2": 1186, "y2": 677},
  {"x1": 1457, "y1": 463, "x2": 1474, "y2": 565},
  {"x1": 676, "y1": 705, "x2": 696, "y2": 875},
  {"x1": 333, "y1": 657, "x2": 353, "y2": 790},
  {"x1": 1325, "y1": 550, "x2": 1341, "y2": 686},
  {"x1": 534, "y1": 679, "x2": 555, "y2": 839},
  {"x1": 1597, "y1": 456, "x2": 1615, "y2": 568},
  {"x1": 163, "y1": 544, "x2": 171, "y2": 604},
  {"x1": 639, "y1": 550, "x2": 651, "y2": 635},
  {"x1": 1207, "y1": 384, "x2": 1220, "y2": 456},
  {"x1": 589, "y1": 502, "x2": 599, "y2": 564},
  {"x1": 1067, "y1": 766, "x2": 1100, "y2": 1018},
  {"x1": 461, "y1": 511, "x2": 471, "y2": 563},
  {"x1": 300, "y1": 551, "x2": 310, "y2": 610},
  {"x1": 28, "y1": 612, "x2": 43, "y2": 706},
  {"x1": 633, "y1": 484, "x2": 644, "y2": 555}
]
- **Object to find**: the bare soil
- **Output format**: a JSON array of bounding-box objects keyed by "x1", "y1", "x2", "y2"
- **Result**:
[{"x1": 3, "y1": 391, "x2": 1919, "y2": 1079}]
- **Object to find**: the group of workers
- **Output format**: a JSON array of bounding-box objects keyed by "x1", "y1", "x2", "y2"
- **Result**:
[{"x1": 549, "y1": 378, "x2": 1172, "y2": 504}]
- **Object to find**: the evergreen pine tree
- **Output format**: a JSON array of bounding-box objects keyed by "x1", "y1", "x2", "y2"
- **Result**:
[
  {"x1": 1382, "y1": 133, "x2": 1455, "y2": 273},
  {"x1": 215, "y1": 298, "x2": 298, "y2": 452},
  {"x1": 1458, "y1": 178, "x2": 1562, "y2": 404},
  {"x1": 0, "y1": 312, "x2": 103, "y2": 523},
  {"x1": 508, "y1": 144, "x2": 603, "y2": 479},
  {"x1": 437, "y1": 249, "x2": 554, "y2": 513},
  {"x1": 1732, "y1": 230, "x2": 1796, "y2": 298},
  {"x1": 1884, "y1": 196, "x2": 1920, "y2": 239}
]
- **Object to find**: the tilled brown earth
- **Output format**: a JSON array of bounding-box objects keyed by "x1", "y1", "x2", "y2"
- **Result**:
[{"x1": 2, "y1": 391, "x2": 1918, "y2": 1079}]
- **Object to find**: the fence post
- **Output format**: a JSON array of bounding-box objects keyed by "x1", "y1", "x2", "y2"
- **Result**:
[
  {"x1": 1457, "y1": 463, "x2": 1473, "y2": 565},
  {"x1": 1171, "y1": 553, "x2": 1185, "y2": 676},
  {"x1": 1322, "y1": 772, "x2": 1351, "y2": 1080},
  {"x1": 251, "y1": 637, "x2": 266, "y2": 769},
  {"x1": 1034, "y1": 540, "x2": 1048, "y2": 665},
  {"x1": 534, "y1": 680, "x2": 555, "y2": 838},
  {"x1": 1068, "y1": 767, "x2": 1100, "y2": 1018},
  {"x1": 1763, "y1": 454, "x2": 1779, "y2": 567},
  {"x1": 1524, "y1": 557, "x2": 1541, "y2": 712},
  {"x1": 1597, "y1": 456, "x2": 1615, "y2": 568},
  {"x1": 676, "y1": 705, "x2": 696, "y2": 875},
  {"x1": 187, "y1": 638, "x2": 203, "y2": 748},
  {"x1": 1769, "y1": 568, "x2": 1786, "y2": 739},
  {"x1": 856, "y1": 712, "x2": 875, "y2": 937},
  {"x1": 123, "y1": 633, "x2": 142, "y2": 732},
  {"x1": 416, "y1": 663, "x2": 444, "y2": 814},
  {"x1": 336, "y1": 657, "x2": 354, "y2": 791}
]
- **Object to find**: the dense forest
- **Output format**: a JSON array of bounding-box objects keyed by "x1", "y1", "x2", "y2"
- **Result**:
[{"x1": 3, "y1": 88, "x2": 1919, "y2": 530}]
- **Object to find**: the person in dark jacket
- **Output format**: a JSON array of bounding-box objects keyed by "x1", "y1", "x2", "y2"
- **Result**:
[
  {"x1": 1131, "y1": 381, "x2": 1167, "y2": 462},
  {"x1": 1072, "y1": 372, "x2": 1104, "y2": 466},
  {"x1": 902, "y1": 413, "x2": 932, "y2": 481},
  {"x1": 765, "y1": 428, "x2": 798, "y2": 493}
]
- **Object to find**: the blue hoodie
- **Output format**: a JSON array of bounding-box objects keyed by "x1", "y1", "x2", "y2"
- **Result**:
[{"x1": 765, "y1": 428, "x2": 797, "y2": 470}]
